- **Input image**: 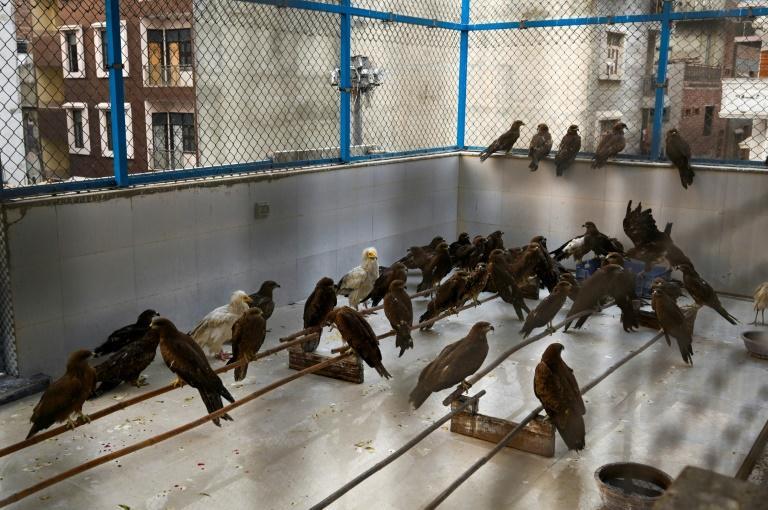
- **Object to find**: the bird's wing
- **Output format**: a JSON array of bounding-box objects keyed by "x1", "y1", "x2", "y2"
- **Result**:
[
  {"x1": 338, "y1": 266, "x2": 366, "y2": 294},
  {"x1": 190, "y1": 308, "x2": 237, "y2": 346},
  {"x1": 534, "y1": 362, "x2": 567, "y2": 414},
  {"x1": 560, "y1": 365, "x2": 585, "y2": 415},
  {"x1": 166, "y1": 336, "x2": 218, "y2": 388},
  {"x1": 623, "y1": 201, "x2": 661, "y2": 247}
]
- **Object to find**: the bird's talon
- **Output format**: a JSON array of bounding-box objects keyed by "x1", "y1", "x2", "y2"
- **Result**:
[{"x1": 171, "y1": 377, "x2": 184, "y2": 388}]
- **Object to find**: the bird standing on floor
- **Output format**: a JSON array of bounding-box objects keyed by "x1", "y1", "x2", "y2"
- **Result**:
[
  {"x1": 528, "y1": 123, "x2": 553, "y2": 171},
  {"x1": 417, "y1": 242, "x2": 452, "y2": 292},
  {"x1": 365, "y1": 262, "x2": 407, "y2": 307},
  {"x1": 555, "y1": 125, "x2": 581, "y2": 177},
  {"x1": 752, "y1": 282, "x2": 768, "y2": 325},
  {"x1": 337, "y1": 247, "x2": 380, "y2": 309},
  {"x1": 534, "y1": 343, "x2": 586, "y2": 451},
  {"x1": 592, "y1": 122, "x2": 627, "y2": 168},
  {"x1": 153, "y1": 317, "x2": 235, "y2": 426},
  {"x1": 409, "y1": 322, "x2": 494, "y2": 409},
  {"x1": 325, "y1": 306, "x2": 391, "y2": 379},
  {"x1": 302, "y1": 277, "x2": 338, "y2": 352},
  {"x1": 384, "y1": 279, "x2": 414, "y2": 357},
  {"x1": 27, "y1": 349, "x2": 97, "y2": 439},
  {"x1": 227, "y1": 307, "x2": 267, "y2": 381},
  {"x1": 564, "y1": 264, "x2": 639, "y2": 332},
  {"x1": 520, "y1": 281, "x2": 572, "y2": 338},
  {"x1": 91, "y1": 330, "x2": 160, "y2": 398},
  {"x1": 190, "y1": 290, "x2": 253, "y2": 360},
  {"x1": 651, "y1": 283, "x2": 694, "y2": 365},
  {"x1": 94, "y1": 309, "x2": 159, "y2": 358},
  {"x1": 665, "y1": 128, "x2": 695, "y2": 190},
  {"x1": 676, "y1": 263, "x2": 738, "y2": 325},
  {"x1": 488, "y1": 249, "x2": 530, "y2": 321},
  {"x1": 248, "y1": 281, "x2": 280, "y2": 320},
  {"x1": 479, "y1": 120, "x2": 525, "y2": 162},
  {"x1": 623, "y1": 201, "x2": 693, "y2": 271},
  {"x1": 550, "y1": 222, "x2": 623, "y2": 263}
]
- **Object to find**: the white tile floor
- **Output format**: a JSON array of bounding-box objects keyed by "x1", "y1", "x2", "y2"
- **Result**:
[{"x1": 0, "y1": 277, "x2": 766, "y2": 510}]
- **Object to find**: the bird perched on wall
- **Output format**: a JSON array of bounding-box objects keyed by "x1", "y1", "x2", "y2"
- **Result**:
[
  {"x1": 534, "y1": 343, "x2": 586, "y2": 451},
  {"x1": 623, "y1": 201, "x2": 693, "y2": 270},
  {"x1": 325, "y1": 306, "x2": 391, "y2": 379},
  {"x1": 417, "y1": 242, "x2": 452, "y2": 292},
  {"x1": 302, "y1": 277, "x2": 337, "y2": 352},
  {"x1": 488, "y1": 249, "x2": 530, "y2": 321},
  {"x1": 409, "y1": 322, "x2": 494, "y2": 409},
  {"x1": 665, "y1": 128, "x2": 695, "y2": 189},
  {"x1": 555, "y1": 125, "x2": 581, "y2": 177},
  {"x1": 592, "y1": 122, "x2": 628, "y2": 168},
  {"x1": 91, "y1": 330, "x2": 159, "y2": 399},
  {"x1": 248, "y1": 281, "x2": 280, "y2": 320},
  {"x1": 676, "y1": 263, "x2": 738, "y2": 325},
  {"x1": 479, "y1": 120, "x2": 525, "y2": 162},
  {"x1": 565, "y1": 264, "x2": 639, "y2": 332},
  {"x1": 365, "y1": 262, "x2": 407, "y2": 307},
  {"x1": 27, "y1": 349, "x2": 97, "y2": 439},
  {"x1": 651, "y1": 282, "x2": 694, "y2": 365},
  {"x1": 420, "y1": 271, "x2": 470, "y2": 329},
  {"x1": 153, "y1": 317, "x2": 235, "y2": 426},
  {"x1": 384, "y1": 280, "x2": 414, "y2": 357},
  {"x1": 190, "y1": 290, "x2": 253, "y2": 361},
  {"x1": 528, "y1": 123, "x2": 553, "y2": 171},
  {"x1": 449, "y1": 232, "x2": 471, "y2": 260},
  {"x1": 94, "y1": 309, "x2": 159, "y2": 358},
  {"x1": 463, "y1": 262, "x2": 490, "y2": 306},
  {"x1": 337, "y1": 247, "x2": 380, "y2": 309},
  {"x1": 752, "y1": 282, "x2": 768, "y2": 325},
  {"x1": 226, "y1": 308, "x2": 267, "y2": 381},
  {"x1": 520, "y1": 281, "x2": 573, "y2": 338},
  {"x1": 550, "y1": 222, "x2": 624, "y2": 263}
]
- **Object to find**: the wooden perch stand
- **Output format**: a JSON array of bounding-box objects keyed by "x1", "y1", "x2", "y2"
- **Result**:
[{"x1": 288, "y1": 346, "x2": 365, "y2": 384}]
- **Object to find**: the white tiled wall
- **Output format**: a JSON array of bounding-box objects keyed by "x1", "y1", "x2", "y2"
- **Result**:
[
  {"x1": 459, "y1": 154, "x2": 768, "y2": 298},
  {"x1": 5, "y1": 156, "x2": 459, "y2": 377}
]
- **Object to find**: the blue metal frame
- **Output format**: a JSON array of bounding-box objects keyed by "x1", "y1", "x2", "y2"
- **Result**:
[{"x1": 3, "y1": 0, "x2": 768, "y2": 199}]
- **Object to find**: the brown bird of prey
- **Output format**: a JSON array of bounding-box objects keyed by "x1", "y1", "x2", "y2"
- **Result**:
[
  {"x1": 555, "y1": 125, "x2": 581, "y2": 177},
  {"x1": 399, "y1": 245, "x2": 430, "y2": 271},
  {"x1": 226, "y1": 308, "x2": 267, "y2": 381},
  {"x1": 651, "y1": 284, "x2": 694, "y2": 365},
  {"x1": 302, "y1": 277, "x2": 337, "y2": 352},
  {"x1": 653, "y1": 277, "x2": 684, "y2": 302},
  {"x1": 592, "y1": 122, "x2": 627, "y2": 168},
  {"x1": 449, "y1": 232, "x2": 471, "y2": 259},
  {"x1": 623, "y1": 201, "x2": 693, "y2": 271},
  {"x1": 417, "y1": 242, "x2": 452, "y2": 292},
  {"x1": 602, "y1": 251, "x2": 625, "y2": 267},
  {"x1": 409, "y1": 321, "x2": 494, "y2": 409},
  {"x1": 486, "y1": 230, "x2": 505, "y2": 252},
  {"x1": 27, "y1": 349, "x2": 96, "y2": 438},
  {"x1": 420, "y1": 271, "x2": 470, "y2": 329},
  {"x1": 91, "y1": 330, "x2": 159, "y2": 399},
  {"x1": 665, "y1": 128, "x2": 695, "y2": 189},
  {"x1": 488, "y1": 248, "x2": 530, "y2": 321},
  {"x1": 366, "y1": 262, "x2": 407, "y2": 307},
  {"x1": 152, "y1": 317, "x2": 235, "y2": 426},
  {"x1": 559, "y1": 272, "x2": 580, "y2": 301},
  {"x1": 534, "y1": 343, "x2": 586, "y2": 451},
  {"x1": 550, "y1": 222, "x2": 624, "y2": 263},
  {"x1": 479, "y1": 120, "x2": 525, "y2": 162},
  {"x1": 529, "y1": 123, "x2": 553, "y2": 171},
  {"x1": 676, "y1": 263, "x2": 738, "y2": 325},
  {"x1": 520, "y1": 281, "x2": 573, "y2": 338},
  {"x1": 752, "y1": 282, "x2": 768, "y2": 325},
  {"x1": 326, "y1": 306, "x2": 391, "y2": 379},
  {"x1": 384, "y1": 279, "x2": 414, "y2": 357},
  {"x1": 94, "y1": 309, "x2": 159, "y2": 358},
  {"x1": 248, "y1": 280, "x2": 280, "y2": 320},
  {"x1": 565, "y1": 264, "x2": 639, "y2": 332},
  {"x1": 463, "y1": 262, "x2": 490, "y2": 306}
]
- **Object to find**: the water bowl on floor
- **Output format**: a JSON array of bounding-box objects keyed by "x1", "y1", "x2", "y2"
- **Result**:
[
  {"x1": 741, "y1": 330, "x2": 768, "y2": 360},
  {"x1": 594, "y1": 462, "x2": 672, "y2": 510}
]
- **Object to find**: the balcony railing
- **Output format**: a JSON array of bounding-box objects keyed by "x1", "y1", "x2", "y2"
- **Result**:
[
  {"x1": 684, "y1": 64, "x2": 722, "y2": 83},
  {"x1": 144, "y1": 64, "x2": 194, "y2": 87}
]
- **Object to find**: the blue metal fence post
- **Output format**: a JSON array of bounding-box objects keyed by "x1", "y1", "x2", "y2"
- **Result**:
[
  {"x1": 456, "y1": 0, "x2": 470, "y2": 149},
  {"x1": 650, "y1": 0, "x2": 672, "y2": 160},
  {"x1": 340, "y1": 1, "x2": 352, "y2": 162},
  {"x1": 106, "y1": 0, "x2": 129, "y2": 186}
]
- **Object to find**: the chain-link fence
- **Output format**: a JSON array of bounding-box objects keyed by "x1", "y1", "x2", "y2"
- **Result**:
[{"x1": 1, "y1": 0, "x2": 768, "y2": 197}]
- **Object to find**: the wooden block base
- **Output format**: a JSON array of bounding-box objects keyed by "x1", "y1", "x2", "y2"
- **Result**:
[
  {"x1": 450, "y1": 395, "x2": 555, "y2": 457},
  {"x1": 288, "y1": 347, "x2": 365, "y2": 384}
]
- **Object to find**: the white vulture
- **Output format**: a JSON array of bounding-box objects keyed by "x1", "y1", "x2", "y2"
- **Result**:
[
  {"x1": 337, "y1": 247, "x2": 379, "y2": 309},
  {"x1": 190, "y1": 290, "x2": 253, "y2": 360}
]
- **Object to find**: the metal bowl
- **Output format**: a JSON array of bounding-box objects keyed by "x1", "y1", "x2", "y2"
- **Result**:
[
  {"x1": 595, "y1": 462, "x2": 672, "y2": 510},
  {"x1": 741, "y1": 330, "x2": 768, "y2": 360}
]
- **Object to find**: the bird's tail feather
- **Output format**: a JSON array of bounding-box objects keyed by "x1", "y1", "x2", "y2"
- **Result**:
[
  {"x1": 409, "y1": 384, "x2": 431, "y2": 409},
  {"x1": 396, "y1": 325, "x2": 414, "y2": 357},
  {"x1": 199, "y1": 390, "x2": 231, "y2": 426},
  {"x1": 375, "y1": 363, "x2": 392, "y2": 379},
  {"x1": 715, "y1": 305, "x2": 738, "y2": 325},
  {"x1": 234, "y1": 362, "x2": 248, "y2": 382}
]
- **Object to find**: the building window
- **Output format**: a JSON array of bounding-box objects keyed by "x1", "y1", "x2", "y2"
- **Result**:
[
  {"x1": 96, "y1": 103, "x2": 134, "y2": 159},
  {"x1": 145, "y1": 27, "x2": 193, "y2": 86},
  {"x1": 602, "y1": 31, "x2": 625, "y2": 80},
  {"x1": 63, "y1": 103, "x2": 90, "y2": 155},
  {"x1": 93, "y1": 21, "x2": 129, "y2": 79},
  {"x1": 151, "y1": 112, "x2": 196, "y2": 169},
  {"x1": 59, "y1": 26, "x2": 85, "y2": 78},
  {"x1": 703, "y1": 105, "x2": 715, "y2": 136},
  {"x1": 693, "y1": 107, "x2": 700, "y2": 116},
  {"x1": 16, "y1": 39, "x2": 28, "y2": 54}
]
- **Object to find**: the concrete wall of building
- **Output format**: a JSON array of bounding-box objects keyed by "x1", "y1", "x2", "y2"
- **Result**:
[
  {"x1": 459, "y1": 153, "x2": 768, "y2": 298},
  {"x1": 2, "y1": 155, "x2": 459, "y2": 377}
]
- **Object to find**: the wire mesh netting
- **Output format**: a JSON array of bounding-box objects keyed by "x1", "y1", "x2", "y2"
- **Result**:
[
  {"x1": 469, "y1": 0, "x2": 651, "y2": 24},
  {"x1": 352, "y1": 0, "x2": 459, "y2": 23}
]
